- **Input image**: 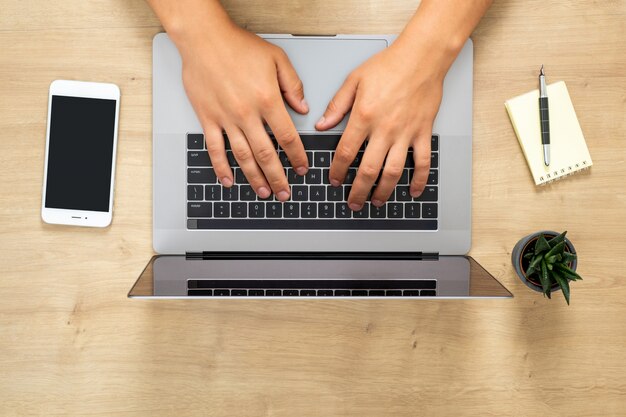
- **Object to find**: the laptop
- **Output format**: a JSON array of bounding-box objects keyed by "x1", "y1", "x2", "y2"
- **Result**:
[{"x1": 129, "y1": 33, "x2": 512, "y2": 299}]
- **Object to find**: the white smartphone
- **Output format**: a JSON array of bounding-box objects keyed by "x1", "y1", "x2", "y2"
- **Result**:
[{"x1": 41, "y1": 80, "x2": 120, "y2": 227}]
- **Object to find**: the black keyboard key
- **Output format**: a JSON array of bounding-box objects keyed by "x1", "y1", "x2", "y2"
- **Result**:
[
  {"x1": 403, "y1": 290, "x2": 421, "y2": 296},
  {"x1": 399, "y1": 169, "x2": 409, "y2": 185},
  {"x1": 344, "y1": 168, "x2": 357, "y2": 185},
  {"x1": 422, "y1": 203, "x2": 438, "y2": 218},
  {"x1": 421, "y1": 290, "x2": 437, "y2": 296},
  {"x1": 187, "y1": 185, "x2": 203, "y2": 201},
  {"x1": 249, "y1": 202, "x2": 265, "y2": 218},
  {"x1": 336, "y1": 203, "x2": 351, "y2": 218},
  {"x1": 214, "y1": 289, "x2": 230, "y2": 296},
  {"x1": 301, "y1": 202, "x2": 317, "y2": 218},
  {"x1": 370, "y1": 205, "x2": 386, "y2": 218},
  {"x1": 231, "y1": 289, "x2": 247, "y2": 296},
  {"x1": 214, "y1": 202, "x2": 230, "y2": 217},
  {"x1": 284, "y1": 290, "x2": 299, "y2": 296},
  {"x1": 187, "y1": 133, "x2": 204, "y2": 150},
  {"x1": 194, "y1": 218, "x2": 438, "y2": 230},
  {"x1": 226, "y1": 151, "x2": 238, "y2": 167},
  {"x1": 388, "y1": 203, "x2": 403, "y2": 218},
  {"x1": 222, "y1": 185, "x2": 239, "y2": 201},
  {"x1": 287, "y1": 168, "x2": 305, "y2": 184},
  {"x1": 427, "y1": 169, "x2": 438, "y2": 185},
  {"x1": 205, "y1": 185, "x2": 221, "y2": 200},
  {"x1": 188, "y1": 168, "x2": 216, "y2": 184},
  {"x1": 414, "y1": 186, "x2": 438, "y2": 202},
  {"x1": 235, "y1": 168, "x2": 248, "y2": 184},
  {"x1": 319, "y1": 203, "x2": 334, "y2": 218},
  {"x1": 369, "y1": 290, "x2": 385, "y2": 296},
  {"x1": 310, "y1": 186, "x2": 325, "y2": 201},
  {"x1": 249, "y1": 290, "x2": 264, "y2": 296},
  {"x1": 406, "y1": 203, "x2": 420, "y2": 218},
  {"x1": 306, "y1": 152, "x2": 313, "y2": 167},
  {"x1": 352, "y1": 203, "x2": 369, "y2": 218},
  {"x1": 317, "y1": 290, "x2": 333, "y2": 296},
  {"x1": 431, "y1": 152, "x2": 438, "y2": 168},
  {"x1": 266, "y1": 202, "x2": 282, "y2": 218},
  {"x1": 232, "y1": 202, "x2": 247, "y2": 218},
  {"x1": 396, "y1": 186, "x2": 411, "y2": 201},
  {"x1": 335, "y1": 290, "x2": 350, "y2": 296},
  {"x1": 188, "y1": 202, "x2": 212, "y2": 218},
  {"x1": 292, "y1": 185, "x2": 308, "y2": 201},
  {"x1": 278, "y1": 151, "x2": 290, "y2": 167},
  {"x1": 351, "y1": 290, "x2": 368, "y2": 296},
  {"x1": 266, "y1": 290, "x2": 282, "y2": 296},
  {"x1": 327, "y1": 186, "x2": 343, "y2": 201},
  {"x1": 188, "y1": 151, "x2": 211, "y2": 167},
  {"x1": 386, "y1": 290, "x2": 402, "y2": 296},
  {"x1": 300, "y1": 290, "x2": 316, "y2": 296},
  {"x1": 349, "y1": 151, "x2": 364, "y2": 168},
  {"x1": 314, "y1": 152, "x2": 331, "y2": 167},
  {"x1": 306, "y1": 168, "x2": 322, "y2": 184},
  {"x1": 431, "y1": 135, "x2": 439, "y2": 151},
  {"x1": 405, "y1": 151, "x2": 414, "y2": 168},
  {"x1": 239, "y1": 185, "x2": 256, "y2": 201},
  {"x1": 284, "y1": 203, "x2": 299, "y2": 218}
]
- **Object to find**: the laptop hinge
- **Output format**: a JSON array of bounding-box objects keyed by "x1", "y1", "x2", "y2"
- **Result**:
[{"x1": 185, "y1": 252, "x2": 439, "y2": 261}]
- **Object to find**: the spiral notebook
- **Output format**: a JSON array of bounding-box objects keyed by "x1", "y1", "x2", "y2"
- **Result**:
[{"x1": 505, "y1": 81, "x2": 592, "y2": 185}]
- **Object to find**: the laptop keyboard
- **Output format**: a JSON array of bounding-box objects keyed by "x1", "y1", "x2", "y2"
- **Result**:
[
  {"x1": 187, "y1": 278, "x2": 437, "y2": 297},
  {"x1": 186, "y1": 134, "x2": 439, "y2": 230}
]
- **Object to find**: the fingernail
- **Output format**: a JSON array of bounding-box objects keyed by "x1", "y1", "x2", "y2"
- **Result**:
[
  {"x1": 372, "y1": 199, "x2": 383, "y2": 207},
  {"x1": 317, "y1": 116, "x2": 325, "y2": 126},
  {"x1": 258, "y1": 186, "x2": 271, "y2": 198},
  {"x1": 295, "y1": 166, "x2": 308, "y2": 176},
  {"x1": 301, "y1": 98, "x2": 309, "y2": 113},
  {"x1": 330, "y1": 178, "x2": 340, "y2": 187},
  {"x1": 277, "y1": 190, "x2": 290, "y2": 201},
  {"x1": 221, "y1": 177, "x2": 233, "y2": 187},
  {"x1": 349, "y1": 203, "x2": 362, "y2": 211},
  {"x1": 410, "y1": 188, "x2": 423, "y2": 198}
]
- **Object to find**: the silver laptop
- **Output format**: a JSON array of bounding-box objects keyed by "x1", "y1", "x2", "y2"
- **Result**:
[{"x1": 129, "y1": 33, "x2": 511, "y2": 299}]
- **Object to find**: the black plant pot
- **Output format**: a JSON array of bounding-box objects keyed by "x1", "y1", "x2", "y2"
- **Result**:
[{"x1": 511, "y1": 230, "x2": 578, "y2": 292}]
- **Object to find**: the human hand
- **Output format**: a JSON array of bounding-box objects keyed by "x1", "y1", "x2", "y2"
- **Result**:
[
  {"x1": 177, "y1": 24, "x2": 309, "y2": 201},
  {"x1": 316, "y1": 39, "x2": 446, "y2": 211}
]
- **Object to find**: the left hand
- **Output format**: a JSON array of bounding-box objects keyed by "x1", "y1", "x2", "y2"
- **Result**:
[{"x1": 315, "y1": 39, "x2": 446, "y2": 211}]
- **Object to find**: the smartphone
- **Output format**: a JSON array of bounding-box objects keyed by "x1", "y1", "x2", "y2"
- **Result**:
[{"x1": 41, "y1": 80, "x2": 120, "y2": 227}]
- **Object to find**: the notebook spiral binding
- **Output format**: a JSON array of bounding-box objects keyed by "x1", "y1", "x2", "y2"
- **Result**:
[{"x1": 538, "y1": 160, "x2": 590, "y2": 185}]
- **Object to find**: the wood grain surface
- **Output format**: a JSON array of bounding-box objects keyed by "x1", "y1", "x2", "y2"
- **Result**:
[{"x1": 1, "y1": 1, "x2": 625, "y2": 415}]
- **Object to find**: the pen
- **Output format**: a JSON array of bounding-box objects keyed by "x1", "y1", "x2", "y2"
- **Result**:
[{"x1": 539, "y1": 65, "x2": 550, "y2": 166}]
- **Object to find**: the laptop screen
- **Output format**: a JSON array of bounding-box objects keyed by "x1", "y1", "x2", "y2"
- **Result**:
[{"x1": 129, "y1": 256, "x2": 511, "y2": 298}]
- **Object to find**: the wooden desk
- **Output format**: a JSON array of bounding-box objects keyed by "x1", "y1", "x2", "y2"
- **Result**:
[{"x1": 1, "y1": 1, "x2": 624, "y2": 415}]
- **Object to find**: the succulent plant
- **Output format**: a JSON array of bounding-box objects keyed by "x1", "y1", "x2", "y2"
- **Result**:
[{"x1": 523, "y1": 231, "x2": 582, "y2": 304}]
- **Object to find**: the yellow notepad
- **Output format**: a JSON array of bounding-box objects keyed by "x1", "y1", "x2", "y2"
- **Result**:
[{"x1": 505, "y1": 81, "x2": 592, "y2": 185}]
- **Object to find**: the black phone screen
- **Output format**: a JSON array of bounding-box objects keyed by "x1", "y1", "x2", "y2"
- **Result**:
[{"x1": 45, "y1": 95, "x2": 117, "y2": 212}]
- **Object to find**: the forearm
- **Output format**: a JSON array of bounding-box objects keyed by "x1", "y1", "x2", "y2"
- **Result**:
[
  {"x1": 396, "y1": 0, "x2": 493, "y2": 73},
  {"x1": 145, "y1": 0, "x2": 234, "y2": 53}
]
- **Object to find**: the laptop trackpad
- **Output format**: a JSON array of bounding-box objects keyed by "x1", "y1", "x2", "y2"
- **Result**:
[{"x1": 265, "y1": 37, "x2": 389, "y2": 133}]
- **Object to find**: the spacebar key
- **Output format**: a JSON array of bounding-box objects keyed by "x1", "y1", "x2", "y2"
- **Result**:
[{"x1": 195, "y1": 219, "x2": 438, "y2": 230}]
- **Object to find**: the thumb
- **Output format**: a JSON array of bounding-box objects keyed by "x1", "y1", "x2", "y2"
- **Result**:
[
  {"x1": 315, "y1": 74, "x2": 358, "y2": 131},
  {"x1": 275, "y1": 52, "x2": 308, "y2": 114}
]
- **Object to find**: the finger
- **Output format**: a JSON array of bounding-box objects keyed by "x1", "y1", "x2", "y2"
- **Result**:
[
  {"x1": 370, "y1": 141, "x2": 410, "y2": 205},
  {"x1": 347, "y1": 137, "x2": 389, "y2": 211},
  {"x1": 410, "y1": 133, "x2": 432, "y2": 197},
  {"x1": 263, "y1": 100, "x2": 309, "y2": 176},
  {"x1": 328, "y1": 117, "x2": 368, "y2": 187},
  {"x1": 275, "y1": 51, "x2": 308, "y2": 114},
  {"x1": 224, "y1": 126, "x2": 272, "y2": 199},
  {"x1": 316, "y1": 74, "x2": 358, "y2": 131},
  {"x1": 242, "y1": 121, "x2": 291, "y2": 201},
  {"x1": 203, "y1": 123, "x2": 233, "y2": 187}
]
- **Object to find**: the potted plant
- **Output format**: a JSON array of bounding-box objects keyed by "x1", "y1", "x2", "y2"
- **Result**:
[{"x1": 511, "y1": 231, "x2": 582, "y2": 304}]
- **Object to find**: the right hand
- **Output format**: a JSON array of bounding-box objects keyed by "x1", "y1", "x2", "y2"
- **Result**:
[{"x1": 176, "y1": 24, "x2": 309, "y2": 201}]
